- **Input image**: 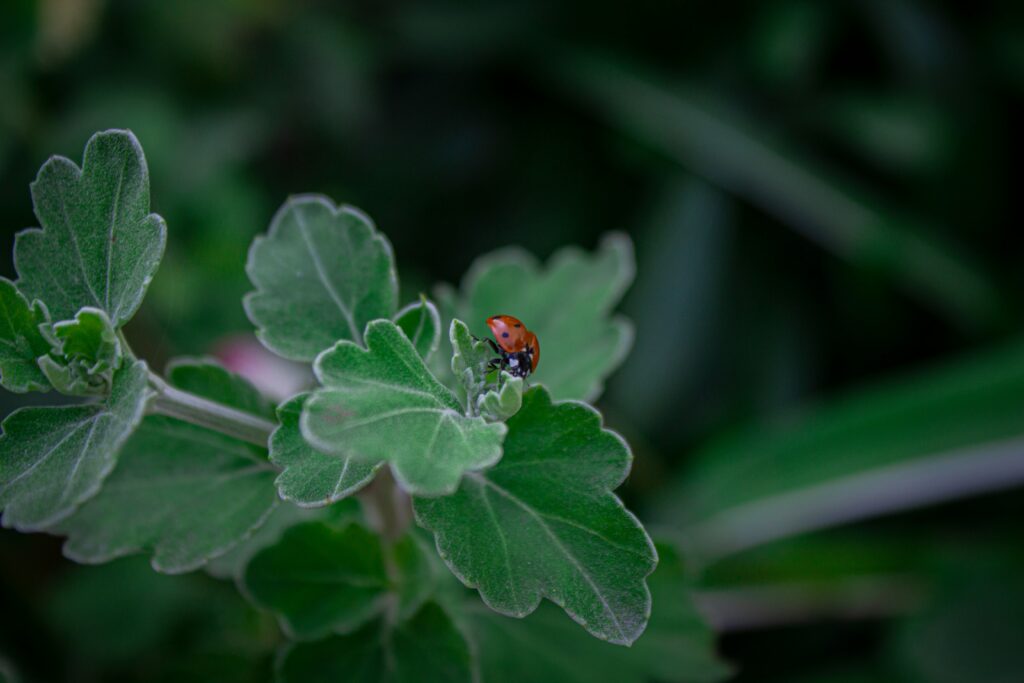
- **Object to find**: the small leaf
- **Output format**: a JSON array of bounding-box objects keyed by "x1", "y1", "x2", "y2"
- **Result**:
[
  {"x1": 244, "y1": 195, "x2": 398, "y2": 361},
  {"x1": 0, "y1": 360, "x2": 150, "y2": 531},
  {"x1": 449, "y1": 318, "x2": 495, "y2": 414},
  {"x1": 271, "y1": 393, "x2": 380, "y2": 507},
  {"x1": 15, "y1": 129, "x2": 167, "y2": 327},
  {"x1": 58, "y1": 360, "x2": 279, "y2": 573},
  {"x1": 477, "y1": 372, "x2": 524, "y2": 422},
  {"x1": 0, "y1": 277, "x2": 51, "y2": 393},
  {"x1": 467, "y1": 543, "x2": 730, "y2": 683},
  {"x1": 38, "y1": 307, "x2": 123, "y2": 396},
  {"x1": 243, "y1": 520, "x2": 389, "y2": 639},
  {"x1": 303, "y1": 320, "x2": 506, "y2": 496},
  {"x1": 450, "y1": 233, "x2": 634, "y2": 402},
  {"x1": 393, "y1": 297, "x2": 441, "y2": 361},
  {"x1": 276, "y1": 602, "x2": 472, "y2": 683},
  {"x1": 414, "y1": 386, "x2": 657, "y2": 645}
]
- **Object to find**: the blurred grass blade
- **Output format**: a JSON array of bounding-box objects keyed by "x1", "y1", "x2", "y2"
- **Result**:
[
  {"x1": 657, "y1": 340, "x2": 1024, "y2": 560},
  {"x1": 610, "y1": 177, "x2": 733, "y2": 433},
  {"x1": 686, "y1": 436, "x2": 1024, "y2": 559},
  {"x1": 553, "y1": 55, "x2": 1005, "y2": 331}
]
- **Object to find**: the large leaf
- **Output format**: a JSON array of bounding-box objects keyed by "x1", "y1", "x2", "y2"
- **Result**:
[
  {"x1": 414, "y1": 387, "x2": 657, "y2": 645},
  {"x1": 0, "y1": 360, "x2": 149, "y2": 531},
  {"x1": 58, "y1": 360, "x2": 279, "y2": 573},
  {"x1": 659, "y1": 339, "x2": 1024, "y2": 560},
  {"x1": 244, "y1": 195, "x2": 398, "y2": 361},
  {"x1": 467, "y1": 543, "x2": 729, "y2": 683},
  {"x1": 271, "y1": 393, "x2": 380, "y2": 507},
  {"x1": 204, "y1": 500, "x2": 344, "y2": 580},
  {"x1": 243, "y1": 520, "x2": 389, "y2": 639},
  {"x1": 0, "y1": 277, "x2": 51, "y2": 393},
  {"x1": 302, "y1": 320, "x2": 506, "y2": 496},
  {"x1": 276, "y1": 601, "x2": 472, "y2": 683},
  {"x1": 447, "y1": 233, "x2": 634, "y2": 402},
  {"x1": 15, "y1": 129, "x2": 167, "y2": 327}
]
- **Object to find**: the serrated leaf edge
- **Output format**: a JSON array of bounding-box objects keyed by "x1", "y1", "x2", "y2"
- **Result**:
[
  {"x1": 0, "y1": 360, "x2": 152, "y2": 531},
  {"x1": 15, "y1": 129, "x2": 167, "y2": 328},
  {"x1": 414, "y1": 389, "x2": 658, "y2": 646},
  {"x1": 243, "y1": 194, "x2": 399, "y2": 361}
]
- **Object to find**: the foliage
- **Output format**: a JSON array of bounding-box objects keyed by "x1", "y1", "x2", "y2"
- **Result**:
[
  {"x1": 0, "y1": 130, "x2": 715, "y2": 682},
  {"x1": 3, "y1": 3, "x2": 1023, "y2": 675}
]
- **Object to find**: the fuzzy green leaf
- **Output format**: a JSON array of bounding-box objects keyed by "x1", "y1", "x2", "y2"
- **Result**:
[
  {"x1": 0, "y1": 360, "x2": 150, "y2": 531},
  {"x1": 414, "y1": 387, "x2": 657, "y2": 645},
  {"x1": 243, "y1": 520, "x2": 389, "y2": 639},
  {"x1": 204, "y1": 501, "x2": 340, "y2": 580},
  {"x1": 271, "y1": 393, "x2": 380, "y2": 507},
  {"x1": 39, "y1": 307, "x2": 122, "y2": 396},
  {"x1": 244, "y1": 195, "x2": 398, "y2": 361},
  {"x1": 276, "y1": 601, "x2": 472, "y2": 683},
  {"x1": 449, "y1": 233, "x2": 634, "y2": 402},
  {"x1": 478, "y1": 372, "x2": 524, "y2": 422},
  {"x1": 393, "y1": 298, "x2": 441, "y2": 361},
  {"x1": 0, "y1": 277, "x2": 51, "y2": 393},
  {"x1": 303, "y1": 320, "x2": 506, "y2": 496},
  {"x1": 449, "y1": 318, "x2": 495, "y2": 414},
  {"x1": 467, "y1": 542, "x2": 730, "y2": 683},
  {"x1": 58, "y1": 360, "x2": 279, "y2": 573},
  {"x1": 15, "y1": 130, "x2": 166, "y2": 327}
]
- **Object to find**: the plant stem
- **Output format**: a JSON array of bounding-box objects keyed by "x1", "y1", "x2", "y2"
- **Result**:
[
  {"x1": 147, "y1": 372, "x2": 276, "y2": 447},
  {"x1": 359, "y1": 467, "x2": 412, "y2": 541}
]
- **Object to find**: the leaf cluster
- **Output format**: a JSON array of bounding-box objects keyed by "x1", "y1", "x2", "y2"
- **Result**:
[{"x1": 0, "y1": 130, "x2": 724, "y2": 681}]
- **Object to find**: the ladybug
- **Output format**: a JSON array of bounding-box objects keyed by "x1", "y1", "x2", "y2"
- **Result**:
[{"x1": 482, "y1": 315, "x2": 540, "y2": 378}]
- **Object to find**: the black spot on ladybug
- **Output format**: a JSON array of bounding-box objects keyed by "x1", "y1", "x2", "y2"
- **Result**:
[
  {"x1": 502, "y1": 332, "x2": 510, "y2": 338},
  {"x1": 514, "y1": 323, "x2": 521, "y2": 328}
]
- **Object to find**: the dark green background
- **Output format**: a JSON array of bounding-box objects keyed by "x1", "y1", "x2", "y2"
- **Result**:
[{"x1": 2, "y1": 1, "x2": 1024, "y2": 681}]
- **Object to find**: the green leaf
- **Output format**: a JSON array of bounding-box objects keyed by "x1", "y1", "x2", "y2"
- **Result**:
[
  {"x1": 478, "y1": 372, "x2": 524, "y2": 422},
  {"x1": 467, "y1": 543, "x2": 730, "y2": 683},
  {"x1": 271, "y1": 393, "x2": 380, "y2": 507},
  {"x1": 449, "y1": 233, "x2": 634, "y2": 402},
  {"x1": 58, "y1": 360, "x2": 279, "y2": 573},
  {"x1": 0, "y1": 277, "x2": 51, "y2": 393},
  {"x1": 243, "y1": 520, "x2": 389, "y2": 639},
  {"x1": 244, "y1": 195, "x2": 398, "y2": 361},
  {"x1": 394, "y1": 297, "x2": 441, "y2": 361},
  {"x1": 15, "y1": 129, "x2": 167, "y2": 327},
  {"x1": 204, "y1": 500, "x2": 338, "y2": 580},
  {"x1": 38, "y1": 307, "x2": 123, "y2": 396},
  {"x1": 449, "y1": 318, "x2": 495, "y2": 414},
  {"x1": 303, "y1": 320, "x2": 506, "y2": 496},
  {"x1": 658, "y1": 339, "x2": 1024, "y2": 560},
  {"x1": 276, "y1": 602, "x2": 472, "y2": 683},
  {"x1": 0, "y1": 360, "x2": 149, "y2": 531},
  {"x1": 414, "y1": 387, "x2": 657, "y2": 645}
]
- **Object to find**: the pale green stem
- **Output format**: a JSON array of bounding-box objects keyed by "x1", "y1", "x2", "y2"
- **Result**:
[{"x1": 147, "y1": 372, "x2": 275, "y2": 447}]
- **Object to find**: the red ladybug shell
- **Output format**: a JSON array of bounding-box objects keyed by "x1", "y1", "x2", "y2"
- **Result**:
[{"x1": 486, "y1": 315, "x2": 540, "y2": 372}]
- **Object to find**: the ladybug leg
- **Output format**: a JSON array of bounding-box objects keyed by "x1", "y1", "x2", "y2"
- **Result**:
[{"x1": 473, "y1": 335, "x2": 502, "y2": 355}]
